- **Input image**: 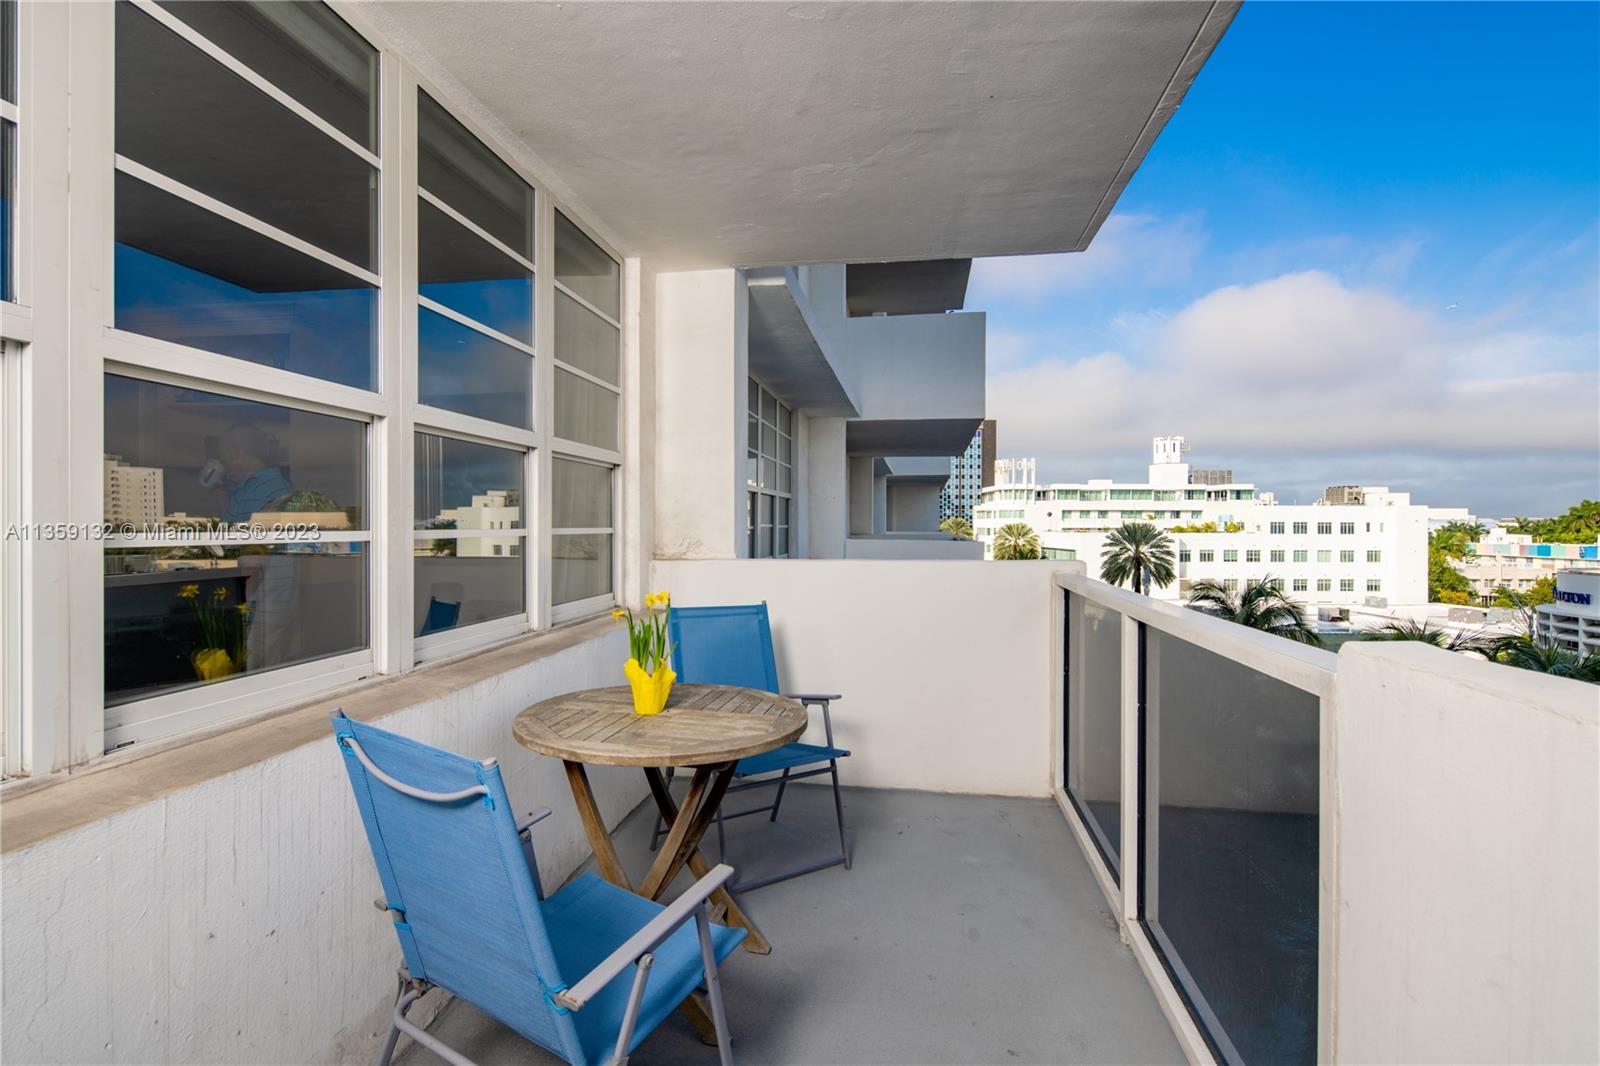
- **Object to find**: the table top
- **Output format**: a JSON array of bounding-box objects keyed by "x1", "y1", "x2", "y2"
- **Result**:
[{"x1": 513, "y1": 684, "x2": 807, "y2": 767}]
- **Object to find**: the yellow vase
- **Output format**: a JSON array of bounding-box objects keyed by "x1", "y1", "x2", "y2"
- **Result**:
[
  {"x1": 192, "y1": 647, "x2": 237, "y2": 682},
  {"x1": 624, "y1": 658, "x2": 676, "y2": 715}
]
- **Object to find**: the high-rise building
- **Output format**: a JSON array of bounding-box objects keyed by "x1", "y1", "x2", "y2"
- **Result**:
[
  {"x1": 103, "y1": 454, "x2": 164, "y2": 529},
  {"x1": 938, "y1": 418, "x2": 995, "y2": 524}
]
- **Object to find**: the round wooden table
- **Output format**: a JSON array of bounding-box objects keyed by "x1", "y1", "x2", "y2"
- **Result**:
[{"x1": 514, "y1": 683, "x2": 806, "y2": 957}]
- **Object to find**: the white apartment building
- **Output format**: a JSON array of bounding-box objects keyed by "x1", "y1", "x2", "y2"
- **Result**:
[
  {"x1": 976, "y1": 436, "x2": 1452, "y2": 606},
  {"x1": 101, "y1": 454, "x2": 164, "y2": 529}
]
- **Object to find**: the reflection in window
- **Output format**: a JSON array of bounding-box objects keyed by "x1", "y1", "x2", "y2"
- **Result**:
[
  {"x1": 1065, "y1": 595, "x2": 1123, "y2": 879},
  {"x1": 105, "y1": 544, "x2": 367, "y2": 706},
  {"x1": 151, "y1": 0, "x2": 378, "y2": 151},
  {"x1": 552, "y1": 457, "x2": 611, "y2": 530},
  {"x1": 554, "y1": 210, "x2": 619, "y2": 320},
  {"x1": 417, "y1": 308, "x2": 532, "y2": 429},
  {"x1": 417, "y1": 90, "x2": 532, "y2": 259},
  {"x1": 104, "y1": 374, "x2": 365, "y2": 531},
  {"x1": 114, "y1": 172, "x2": 377, "y2": 388},
  {"x1": 116, "y1": 1, "x2": 377, "y2": 270},
  {"x1": 1, "y1": 118, "x2": 12, "y2": 303},
  {"x1": 418, "y1": 199, "x2": 532, "y2": 343},
  {"x1": 413, "y1": 432, "x2": 525, "y2": 637}
]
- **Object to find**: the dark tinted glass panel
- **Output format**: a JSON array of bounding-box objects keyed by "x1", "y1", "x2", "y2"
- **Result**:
[
  {"x1": 552, "y1": 533, "x2": 610, "y2": 605},
  {"x1": 418, "y1": 199, "x2": 532, "y2": 343},
  {"x1": 414, "y1": 550, "x2": 522, "y2": 635},
  {"x1": 554, "y1": 211, "x2": 618, "y2": 320},
  {"x1": 1065, "y1": 595, "x2": 1122, "y2": 878},
  {"x1": 417, "y1": 308, "x2": 531, "y2": 429},
  {"x1": 417, "y1": 90, "x2": 531, "y2": 259},
  {"x1": 414, "y1": 432, "x2": 523, "y2": 530},
  {"x1": 0, "y1": 0, "x2": 13, "y2": 105},
  {"x1": 554, "y1": 289, "x2": 619, "y2": 386},
  {"x1": 105, "y1": 543, "x2": 367, "y2": 705},
  {"x1": 117, "y1": 1, "x2": 376, "y2": 269},
  {"x1": 104, "y1": 373, "x2": 366, "y2": 531},
  {"x1": 552, "y1": 457, "x2": 611, "y2": 529},
  {"x1": 1142, "y1": 629, "x2": 1320, "y2": 1064},
  {"x1": 114, "y1": 172, "x2": 376, "y2": 388},
  {"x1": 0, "y1": 119, "x2": 12, "y2": 303},
  {"x1": 553, "y1": 369, "x2": 617, "y2": 451},
  {"x1": 152, "y1": 0, "x2": 376, "y2": 150}
]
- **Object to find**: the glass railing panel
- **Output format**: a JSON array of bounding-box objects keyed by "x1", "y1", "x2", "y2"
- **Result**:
[
  {"x1": 1064, "y1": 591, "x2": 1123, "y2": 880},
  {"x1": 1141, "y1": 626, "x2": 1320, "y2": 1064}
]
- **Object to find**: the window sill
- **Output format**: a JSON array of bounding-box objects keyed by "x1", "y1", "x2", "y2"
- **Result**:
[{"x1": 0, "y1": 615, "x2": 615, "y2": 854}]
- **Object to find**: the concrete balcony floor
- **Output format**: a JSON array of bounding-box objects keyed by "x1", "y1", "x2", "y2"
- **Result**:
[{"x1": 400, "y1": 784, "x2": 1182, "y2": 1065}]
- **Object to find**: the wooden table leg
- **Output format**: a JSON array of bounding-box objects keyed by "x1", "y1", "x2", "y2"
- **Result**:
[
  {"x1": 563, "y1": 760, "x2": 633, "y2": 892},
  {"x1": 643, "y1": 765, "x2": 772, "y2": 955}
]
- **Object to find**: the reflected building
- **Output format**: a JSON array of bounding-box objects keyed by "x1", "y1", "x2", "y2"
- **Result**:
[{"x1": 103, "y1": 454, "x2": 165, "y2": 529}]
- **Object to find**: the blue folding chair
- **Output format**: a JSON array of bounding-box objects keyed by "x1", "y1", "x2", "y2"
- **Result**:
[
  {"x1": 650, "y1": 604, "x2": 851, "y2": 891},
  {"x1": 331, "y1": 711, "x2": 745, "y2": 1066}
]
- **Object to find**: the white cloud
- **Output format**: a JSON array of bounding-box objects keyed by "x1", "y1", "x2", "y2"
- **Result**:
[
  {"x1": 985, "y1": 270, "x2": 1600, "y2": 515},
  {"x1": 967, "y1": 213, "x2": 1206, "y2": 303}
]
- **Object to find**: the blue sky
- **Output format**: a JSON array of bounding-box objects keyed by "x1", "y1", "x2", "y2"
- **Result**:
[{"x1": 971, "y1": 1, "x2": 1599, "y2": 518}]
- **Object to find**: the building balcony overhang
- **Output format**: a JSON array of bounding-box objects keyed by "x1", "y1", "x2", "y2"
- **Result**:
[{"x1": 747, "y1": 267, "x2": 861, "y2": 417}]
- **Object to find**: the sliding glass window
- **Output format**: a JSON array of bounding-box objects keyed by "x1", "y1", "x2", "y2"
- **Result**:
[{"x1": 414, "y1": 432, "x2": 526, "y2": 641}]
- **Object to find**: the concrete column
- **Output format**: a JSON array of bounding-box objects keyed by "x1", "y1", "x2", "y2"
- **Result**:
[
  {"x1": 847, "y1": 455, "x2": 875, "y2": 538},
  {"x1": 805, "y1": 416, "x2": 847, "y2": 558},
  {"x1": 654, "y1": 268, "x2": 748, "y2": 559}
]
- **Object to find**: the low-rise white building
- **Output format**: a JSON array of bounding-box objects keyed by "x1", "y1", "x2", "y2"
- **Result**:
[
  {"x1": 1537, "y1": 571, "x2": 1600, "y2": 656},
  {"x1": 976, "y1": 436, "x2": 1463, "y2": 607}
]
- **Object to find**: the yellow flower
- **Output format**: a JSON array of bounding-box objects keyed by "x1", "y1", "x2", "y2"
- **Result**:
[
  {"x1": 211, "y1": 586, "x2": 229, "y2": 601},
  {"x1": 644, "y1": 593, "x2": 659, "y2": 609},
  {"x1": 659, "y1": 590, "x2": 670, "y2": 606},
  {"x1": 178, "y1": 584, "x2": 200, "y2": 600},
  {"x1": 236, "y1": 604, "x2": 252, "y2": 616},
  {"x1": 611, "y1": 608, "x2": 626, "y2": 621}
]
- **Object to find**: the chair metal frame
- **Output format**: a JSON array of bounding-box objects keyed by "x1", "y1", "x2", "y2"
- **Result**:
[
  {"x1": 650, "y1": 604, "x2": 852, "y2": 892},
  {"x1": 333, "y1": 716, "x2": 738, "y2": 1066}
]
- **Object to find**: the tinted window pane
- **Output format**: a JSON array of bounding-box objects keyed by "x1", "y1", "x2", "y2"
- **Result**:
[
  {"x1": 117, "y1": 1, "x2": 376, "y2": 270},
  {"x1": 415, "y1": 546, "x2": 523, "y2": 635},
  {"x1": 415, "y1": 432, "x2": 522, "y2": 530},
  {"x1": 1065, "y1": 594, "x2": 1122, "y2": 879},
  {"x1": 419, "y1": 199, "x2": 532, "y2": 343},
  {"x1": 552, "y1": 533, "x2": 611, "y2": 605},
  {"x1": 105, "y1": 374, "x2": 365, "y2": 531},
  {"x1": 0, "y1": 0, "x2": 14, "y2": 105},
  {"x1": 105, "y1": 543, "x2": 367, "y2": 705},
  {"x1": 418, "y1": 90, "x2": 532, "y2": 259},
  {"x1": 554, "y1": 289, "x2": 619, "y2": 385},
  {"x1": 554, "y1": 369, "x2": 617, "y2": 451},
  {"x1": 1142, "y1": 628, "x2": 1321, "y2": 1064},
  {"x1": 417, "y1": 308, "x2": 531, "y2": 429},
  {"x1": 152, "y1": 1, "x2": 377, "y2": 150},
  {"x1": 552, "y1": 457, "x2": 611, "y2": 529},
  {"x1": 114, "y1": 172, "x2": 376, "y2": 389},
  {"x1": 0, "y1": 119, "x2": 12, "y2": 303},
  {"x1": 555, "y1": 211, "x2": 618, "y2": 320}
]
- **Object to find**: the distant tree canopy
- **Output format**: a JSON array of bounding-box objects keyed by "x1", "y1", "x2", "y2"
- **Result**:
[
  {"x1": 1428, "y1": 527, "x2": 1475, "y2": 604},
  {"x1": 1505, "y1": 501, "x2": 1600, "y2": 544},
  {"x1": 1492, "y1": 576, "x2": 1556, "y2": 608},
  {"x1": 1167, "y1": 521, "x2": 1245, "y2": 534}
]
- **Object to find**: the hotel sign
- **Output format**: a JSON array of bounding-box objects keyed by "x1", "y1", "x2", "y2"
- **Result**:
[{"x1": 1554, "y1": 589, "x2": 1593, "y2": 606}]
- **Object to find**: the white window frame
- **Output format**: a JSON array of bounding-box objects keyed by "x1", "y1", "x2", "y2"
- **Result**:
[
  {"x1": 3, "y1": 0, "x2": 632, "y2": 773},
  {"x1": 746, "y1": 376, "x2": 793, "y2": 559}
]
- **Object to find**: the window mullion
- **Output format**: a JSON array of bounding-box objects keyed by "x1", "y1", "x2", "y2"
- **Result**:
[{"x1": 374, "y1": 48, "x2": 409, "y2": 675}]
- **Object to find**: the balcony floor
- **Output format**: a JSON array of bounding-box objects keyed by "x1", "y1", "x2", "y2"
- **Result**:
[{"x1": 400, "y1": 784, "x2": 1181, "y2": 1065}]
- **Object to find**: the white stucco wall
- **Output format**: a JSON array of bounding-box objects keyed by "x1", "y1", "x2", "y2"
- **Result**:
[
  {"x1": 886, "y1": 481, "x2": 942, "y2": 532},
  {"x1": 653, "y1": 268, "x2": 747, "y2": 560},
  {"x1": 0, "y1": 630, "x2": 647, "y2": 1065},
  {"x1": 1332, "y1": 642, "x2": 1599, "y2": 1064},
  {"x1": 652, "y1": 559, "x2": 1074, "y2": 796}
]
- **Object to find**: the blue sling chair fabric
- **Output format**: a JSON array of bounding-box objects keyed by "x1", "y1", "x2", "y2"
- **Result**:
[
  {"x1": 332, "y1": 712, "x2": 744, "y2": 1065},
  {"x1": 659, "y1": 604, "x2": 852, "y2": 890}
]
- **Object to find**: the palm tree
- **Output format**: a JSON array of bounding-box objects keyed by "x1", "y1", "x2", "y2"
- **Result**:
[
  {"x1": 1186, "y1": 577, "x2": 1323, "y2": 646},
  {"x1": 1360, "y1": 619, "x2": 1495, "y2": 655},
  {"x1": 939, "y1": 515, "x2": 973, "y2": 540},
  {"x1": 1489, "y1": 635, "x2": 1600, "y2": 683},
  {"x1": 1099, "y1": 522, "x2": 1176, "y2": 594},
  {"x1": 992, "y1": 522, "x2": 1040, "y2": 560}
]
